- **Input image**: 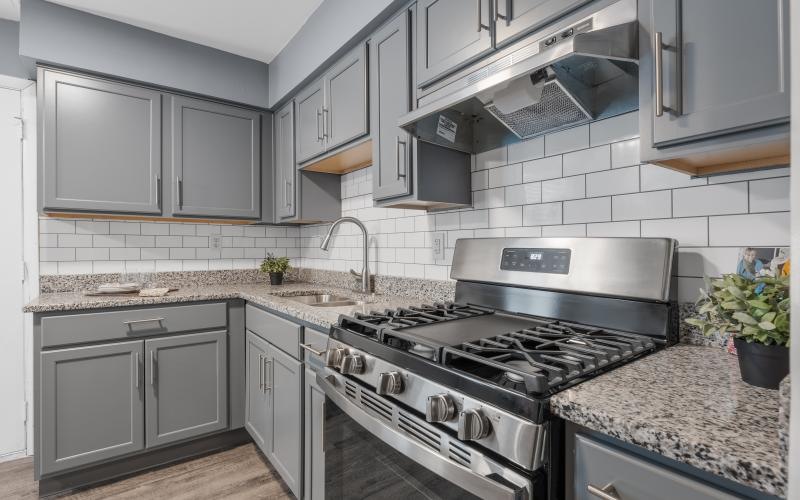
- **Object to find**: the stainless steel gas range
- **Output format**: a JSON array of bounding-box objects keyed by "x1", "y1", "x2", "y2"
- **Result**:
[{"x1": 317, "y1": 237, "x2": 678, "y2": 499}]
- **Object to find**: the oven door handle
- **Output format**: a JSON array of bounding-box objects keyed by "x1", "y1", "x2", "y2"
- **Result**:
[{"x1": 316, "y1": 373, "x2": 528, "y2": 500}]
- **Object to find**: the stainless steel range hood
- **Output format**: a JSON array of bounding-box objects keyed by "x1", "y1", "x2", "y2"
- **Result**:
[{"x1": 398, "y1": 0, "x2": 638, "y2": 155}]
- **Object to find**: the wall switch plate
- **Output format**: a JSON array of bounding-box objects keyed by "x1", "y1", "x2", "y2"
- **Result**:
[
  {"x1": 210, "y1": 235, "x2": 223, "y2": 249},
  {"x1": 432, "y1": 232, "x2": 445, "y2": 261}
]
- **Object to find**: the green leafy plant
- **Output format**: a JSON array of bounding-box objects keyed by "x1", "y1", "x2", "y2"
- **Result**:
[
  {"x1": 686, "y1": 273, "x2": 790, "y2": 347},
  {"x1": 260, "y1": 253, "x2": 290, "y2": 274}
]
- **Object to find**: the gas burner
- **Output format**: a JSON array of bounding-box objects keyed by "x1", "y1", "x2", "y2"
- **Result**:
[{"x1": 408, "y1": 344, "x2": 436, "y2": 359}]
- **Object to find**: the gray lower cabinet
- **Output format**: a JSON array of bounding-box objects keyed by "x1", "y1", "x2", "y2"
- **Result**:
[
  {"x1": 245, "y1": 331, "x2": 271, "y2": 451},
  {"x1": 574, "y1": 434, "x2": 737, "y2": 500},
  {"x1": 494, "y1": 0, "x2": 591, "y2": 46},
  {"x1": 639, "y1": 0, "x2": 790, "y2": 169},
  {"x1": 144, "y1": 331, "x2": 228, "y2": 448},
  {"x1": 40, "y1": 341, "x2": 145, "y2": 475},
  {"x1": 303, "y1": 366, "x2": 325, "y2": 500},
  {"x1": 416, "y1": 0, "x2": 493, "y2": 88},
  {"x1": 166, "y1": 95, "x2": 261, "y2": 219},
  {"x1": 275, "y1": 101, "x2": 297, "y2": 220},
  {"x1": 40, "y1": 68, "x2": 162, "y2": 215},
  {"x1": 268, "y1": 345, "x2": 303, "y2": 498}
]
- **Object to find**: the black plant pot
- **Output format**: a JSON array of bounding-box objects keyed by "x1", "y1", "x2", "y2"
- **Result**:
[
  {"x1": 269, "y1": 272, "x2": 284, "y2": 285},
  {"x1": 734, "y1": 337, "x2": 789, "y2": 390}
]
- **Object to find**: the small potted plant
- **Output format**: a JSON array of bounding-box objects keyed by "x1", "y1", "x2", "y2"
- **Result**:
[
  {"x1": 686, "y1": 273, "x2": 790, "y2": 389},
  {"x1": 260, "y1": 253, "x2": 291, "y2": 286}
]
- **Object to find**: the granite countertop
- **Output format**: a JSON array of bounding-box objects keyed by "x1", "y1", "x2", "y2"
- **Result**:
[
  {"x1": 551, "y1": 344, "x2": 786, "y2": 497},
  {"x1": 24, "y1": 282, "x2": 427, "y2": 331}
]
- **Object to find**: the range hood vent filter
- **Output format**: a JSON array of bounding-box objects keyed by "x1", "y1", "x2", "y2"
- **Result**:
[{"x1": 484, "y1": 79, "x2": 593, "y2": 140}]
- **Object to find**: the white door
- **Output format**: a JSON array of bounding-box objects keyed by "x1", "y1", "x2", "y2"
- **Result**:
[{"x1": 0, "y1": 87, "x2": 26, "y2": 458}]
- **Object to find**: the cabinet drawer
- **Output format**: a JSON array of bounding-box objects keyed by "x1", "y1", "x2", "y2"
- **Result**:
[
  {"x1": 574, "y1": 434, "x2": 736, "y2": 500},
  {"x1": 300, "y1": 328, "x2": 328, "y2": 367},
  {"x1": 40, "y1": 302, "x2": 228, "y2": 348},
  {"x1": 245, "y1": 304, "x2": 302, "y2": 359}
]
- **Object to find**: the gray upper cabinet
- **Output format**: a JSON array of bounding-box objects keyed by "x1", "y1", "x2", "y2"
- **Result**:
[
  {"x1": 40, "y1": 69, "x2": 162, "y2": 215},
  {"x1": 303, "y1": 366, "x2": 325, "y2": 500},
  {"x1": 245, "y1": 331, "x2": 271, "y2": 452},
  {"x1": 275, "y1": 101, "x2": 297, "y2": 220},
  {"x1": 268, "y1": 344, "x2": 303, "y2": 498},
  {"x1": 167, "y1": 95, "x2": 261, "y2": 219},
  {"x1": 40, "y1": 341, "x2": 144, "y2": 475},
  {"x1": 416, "y1": 0, "x2": 493, "y2": 87},
  {"x1": 494, "y1": 0, "x2": 591, "y2": 46},
  {"x1": 295, "y1": 80, "x2": 326, "y2": 164},
  {"x1": 645, "y1": 0, "x2": 790, "y2": 147},
  {"x1": 325, "y1": 44, "x2": 369, "y2": 150},
  {"x1": 371, "y1": 9, "x2": 413, "y2": 201},
  {"x1": 145, "y1": 331, "x2": 228, "y2": 448}
]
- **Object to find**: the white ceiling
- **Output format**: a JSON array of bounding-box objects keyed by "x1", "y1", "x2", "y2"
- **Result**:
[
  {"x1": 0, "y1": 0, "x2": 20, "y2": 21},
  {"x1": 44, "y1": 0, "x2": 324, "y2": 63}
]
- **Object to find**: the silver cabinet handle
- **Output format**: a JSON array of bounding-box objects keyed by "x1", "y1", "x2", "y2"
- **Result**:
[
  {"x1": 395, "y1": 136, "x2": 407, "y2": 179},
  {"x1": 653, "y1": 31, "x2": 664, "y2": 117},
  {"x1": 316, "y1": 108, "x2": 323, "y2": 141},
  {"x1": 476, "y1": 0, "x2": 490, "y2": 32},
  {"x1": 494, "y1": 0, "x2": 509, "y2": 24},
  {"x1": 156, "y1": 175, "x2": 162, "y2": 209},
  {"x1": 134, "y1": 351, "x2": 140, "y2": 389},
  {"x1": 263, "y1": 359, "x2": 272, "y2": 393},
  {"x1": 322, "y1": 107, "x2": 329, "y2": 140},
  {"x1": 123, "y1": 317, "x2": 165, "y2": 326},
  {"x1": 258, "y1": 353, "x2": 264, "y2": 390},
  {"x1": 587, "y1": 483, "x2": 621, "y2": 500},
  {"x1": 150, "y1": 351, "x2": 157, "y2": 386},
  {"x1": 300, "y1": 343, "x2": 327, "y2": 356},
  {"x1": 285, "y1": 180, "x2": 292, "y2": 207},
  {"x1": 176, "y1": 176, "x2": 183, "y2": 209}
]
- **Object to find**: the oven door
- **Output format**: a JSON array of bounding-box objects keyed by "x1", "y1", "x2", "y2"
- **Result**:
[{"x1": 317, "y1": 370, "x2": 544, "y2": 500}]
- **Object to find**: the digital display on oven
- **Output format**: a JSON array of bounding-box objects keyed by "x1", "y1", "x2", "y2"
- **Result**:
[{"x1": 500, "y1": 248, "x2": 571, "y2": 274}]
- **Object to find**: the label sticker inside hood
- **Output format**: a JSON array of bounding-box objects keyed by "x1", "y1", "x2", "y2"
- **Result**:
[{"x1": 436, "y1": 115, "x2": 457, "y2": 143}]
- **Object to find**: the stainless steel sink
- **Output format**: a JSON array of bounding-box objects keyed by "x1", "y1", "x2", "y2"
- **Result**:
[{"x1": 288, "y1": 294, "x2": 364, "y2": 307}]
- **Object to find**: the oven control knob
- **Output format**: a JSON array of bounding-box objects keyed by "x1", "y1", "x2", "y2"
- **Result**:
[
  {"x1": 457, "y1": 409, "x2": 491, "y2": 441},
  {"x1": 426, "y1": 394, "x2": 456, "y2": 423},
  {"x1": 339, "y1": 353, "x2": 365, "y2": 375},
  {"x1": 376, "y1": 371, "x2": 404, "y2": 395},
  {"x1": 325, "y1": 347, "x2": 347, "y2": 369}
]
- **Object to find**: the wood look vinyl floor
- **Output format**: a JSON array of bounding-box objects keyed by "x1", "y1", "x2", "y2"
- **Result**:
[{"x1": 0, "y1": 444, "x2": 292, "y2": 499}]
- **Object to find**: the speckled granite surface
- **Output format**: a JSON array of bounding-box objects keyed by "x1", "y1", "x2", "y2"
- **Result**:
[
  {"x1": 551, "y1": 345, "x2": 785, "y2": 497},
  {"x1": 24, "y1": 282, "x2": 429, "y2": 330},
  {"x1": 778, "y1": 376, "x2": 790, "y2": 480}
]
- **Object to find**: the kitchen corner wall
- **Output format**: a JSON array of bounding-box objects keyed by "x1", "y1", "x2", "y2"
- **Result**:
[{"x1": 298, "y1": 111, "x2": 791, "y2": 303}]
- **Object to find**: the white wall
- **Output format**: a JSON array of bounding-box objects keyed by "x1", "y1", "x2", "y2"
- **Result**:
[{"x1": 297, "y1": 111, "x2": 791, "y2": 303}]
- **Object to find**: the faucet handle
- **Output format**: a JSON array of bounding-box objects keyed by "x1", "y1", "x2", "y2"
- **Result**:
[{"x1": 349, "y1": 269, "x2": 361, "y2": 278}]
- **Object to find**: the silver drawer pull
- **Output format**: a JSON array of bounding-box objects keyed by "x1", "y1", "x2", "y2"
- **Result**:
[
  {"x1": 123, "y1": 317, "x2": 165, "y2": 326},
  {"x1": 300, "y1": 343, "x2": 327, "y2": 356},
  {"x1": 587, "y1": 483, "x2": 621, "y2": 500}
]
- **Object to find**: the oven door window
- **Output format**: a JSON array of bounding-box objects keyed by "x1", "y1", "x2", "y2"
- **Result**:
[{"x1": 324, "y1": 400, "x2": 480, "y2": 500}]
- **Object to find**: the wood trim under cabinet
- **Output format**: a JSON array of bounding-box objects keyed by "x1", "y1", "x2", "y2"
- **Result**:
[
  {"x1": 653, "y1": 139, "x2": 790, "y2": 177},
  {"x1": 300, "y1": 138, "x2": 373, "y2": 175},
  {"x1": 43, "y1": 212, "x2": 256, "y2": 225}
]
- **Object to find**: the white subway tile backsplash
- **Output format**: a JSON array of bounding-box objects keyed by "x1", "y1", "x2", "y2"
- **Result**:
[
  {"x1": 541, "y1": 176, "x2": 585, "y2": 202},
  {"x1": 155, "y1": 260, "x2": 183, "y2": 272},
  {"x1": 471, "y1": 170, "x2": 489, "y2": 190},
  {"x1": 155, "y1": 235, "x2": 182, "y2": 247},
  {"x1": 522, "y1": 156, "x2": 562, "y2": 182},
  {"x1": 126, "y1": 235, "x2": 155, "y2": 247},
  {"x1": 563, "y1": 197, "x2": 611, "y2": 224},
  {"x1": 169, "y1": 248, "x2": 196, "y2": 260},
  {"x1": 76, "y1": 221, "x2": 110, "y2": 235},
  {"x1": 562, "y1": 145, "x2": 610, "y2": 176},
  {"x1": 475, "y1": 146, "x2": 507, "y2": 171},
  {"x1": 544, "y1": 124, "x2": 589, "y2": 156},
  {"x1": 489, "y1": 163, "x2": 522, "y2": 188},
  {"x1": 58, "y1": 261, "x2": 93, "y2": 275},
  {"x1": 639, "y1": 164, "x2": 707, "y2": 191},
  {"x1": 110, "y1": 248, "x2": 140, "y2": 260},
  {"x1": 92, "y1": 261, "x2": 124, "y2": 274},
  {"x1": 507, "y1": 136, "x2": 544, "y2": 164},
  {"x1": 586, "y1": 166, "x2": 639, "y2": 197},
  {"x1": 460, "y1": 210, "x2": 489, "y2": 229},
  {"x1": 590, "y1": 112, "x2": 638, "y2": 146},
  {"x1": 40, "y1": 233, "x2": 59, "y2": 248},
  {"x1": 749, "y1": 177, "x2": 789, "y2": 213},
  {"x1": 610, "y1": 138, "x2": 640, "y2": 169},
  {"x1": 504, "y1": 183, "x2": 541, "y2": 206},
  {"x1": 435, "y1": 212, "x2": 460, "y2": 230},
  {"x1": 473, "y1": 188, "x2": 505, "y2": 209},
  {"x1": 58, "y1": 234, "x2": 93, "y2": 247},
  {"x1": 76, "y1": 248, "x2": 109, "y2": 261},
  {"x1": 141, "y1": 248, "x2": 170, "y2": 260},
  {"x1": 586, "y1": 221, "x2": 640, "y2": 237},
  {"x1": 677, "y1": 247, "x2": 740, "y2": 278},
  {"x1": 140, "y1": 222, "x2": 169, "y2": 235},
  {"x1": 672, "y1": 183, "x2": 748, "y2": 217},
  {"x1": 612, "y1": 191, "x2": 671, "y2": 221},
  {"x1": 489, "y1": 207, "x2": 522, "y2": 227},
  {"x1": 40, "y1": 219, "x2": 75, "y2": 234},
  {"x1": 505, "y1": 226, "x2": 542, "y2": 237},
  {"x1": 41, "y1": 248, "x2": 75, "y2": 261},
  {"x1": 678, "y1": 277, "x2": 705, "y2": 303},
  {"x1": 641, "y1": 217, "x2": 708, "y2": 247},
  {"x1": 523, "y1": 203, "x2": 562, "y2": 226},
  {"x1": 110, "y1": 221, "x2": 140, "y2": 235},
  {"x1": 707, "y1": 166, "x2": 790, "y2": 184},
  {"x1": 542, "y1": 224, "x2": 586, "y2": 237},
  {"x1": 708, "y1": 212, "x2": 790, "y2": 247}
]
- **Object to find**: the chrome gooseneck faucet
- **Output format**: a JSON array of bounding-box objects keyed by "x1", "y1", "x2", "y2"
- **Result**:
[{"x1": 320, "y1": 217, "x2": 371, "y2": 294}]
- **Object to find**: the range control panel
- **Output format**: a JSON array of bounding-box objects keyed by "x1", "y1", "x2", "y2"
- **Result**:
[{"x1": 500, "y1": 248, "x2": 571, "y2": 274}]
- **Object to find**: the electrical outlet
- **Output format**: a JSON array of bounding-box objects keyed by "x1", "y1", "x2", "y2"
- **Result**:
[
  {"x1": 210, "y1": 235, "x2": 223, "y2": 249},
  {"x1": 432, "y1": 232, "x2": 445, "y2": 260}
]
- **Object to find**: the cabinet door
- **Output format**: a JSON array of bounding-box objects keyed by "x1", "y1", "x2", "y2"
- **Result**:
[
  {"x1": 416, "y1": 0, "x2": 493, "y2": 87},
  {"x1": 41, "y1": 70, "x2": 161, "y2": 214},
  {"x1": 325, "y1": 43, "x2": 369, "y2": 150},
  {"x1": 303, "y1": 367, "x2": 325, "y2": 500},
  {"x1": 371, "y1": 10, "x2": 413, "y2": 201},
  {"x1": 648, "y1": 0, "x2": 789, "y2": 146},
  {"x1": 295, "y1": 80, "x2": 326, "y2": 163},
  {"x1": 145, "y1": 331, "x2": 228, "y2": 448},
  {"x1": 168, "y1": 96, "x2": 261, "y2": 218},
  {"x1": 495, "y1": 0, "x2": 591, "y2": 46},
  {"x1": 245, "y1": 331, "x2": 271, "y2": 452},
  {"x1": 40, "y1": 341, "x2": 144, "y2": 475},
  {"x1": 275, "y1": 102, "x2": 297, "y2": 219},
  {"x1": 268, "y1": 345, "x2": 303, "y2": 498}
]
